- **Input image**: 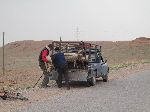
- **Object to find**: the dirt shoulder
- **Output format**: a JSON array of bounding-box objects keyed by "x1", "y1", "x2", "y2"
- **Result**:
[
  {"x1": 109, "y1": 63, "x2": 150, "y2": 80},
  {"x1": 0, "y1": 63, "x2": 150, "y2": 112}
]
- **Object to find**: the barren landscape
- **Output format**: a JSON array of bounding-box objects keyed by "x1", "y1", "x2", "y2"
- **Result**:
[
  {"x1": 0, "y1": 37, "x2": 150, "y2": 111},
  {"x1": 1, "y1": 0, "x2": 150, "y2": 111},
  {"x1": 0, "y1": 37, "x2": 150, "y2": 90}
]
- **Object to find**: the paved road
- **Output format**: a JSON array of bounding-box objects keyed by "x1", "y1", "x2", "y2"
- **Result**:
[{"x1": 15, "y1": 70, "x2": 150, "y2": 112}]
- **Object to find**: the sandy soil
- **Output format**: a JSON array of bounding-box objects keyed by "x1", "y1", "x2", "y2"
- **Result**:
[{"x1": 0, "y1": 63, "x2": 150, "y2": 112}]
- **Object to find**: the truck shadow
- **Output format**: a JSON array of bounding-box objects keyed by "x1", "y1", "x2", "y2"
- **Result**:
[{"x1": 62, "y1": 79, "x2": 105, "y2": 88}]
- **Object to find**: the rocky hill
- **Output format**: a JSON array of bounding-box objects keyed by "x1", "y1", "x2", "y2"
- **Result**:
[{"x1": 134, "y1": 37, "x2": 150, "y2": 41}]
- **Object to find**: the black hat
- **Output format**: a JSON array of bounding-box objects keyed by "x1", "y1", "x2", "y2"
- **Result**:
[
  {"x1": 48, "y1": 44, "x2": 53, "y2": 49},
  {"x1": 55, "y1": 47, "x2": 60, "y2": 51}
]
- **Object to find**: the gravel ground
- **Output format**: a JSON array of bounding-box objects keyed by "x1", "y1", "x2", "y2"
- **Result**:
[
  {"x1": 13, "y1": 70, "x2": 150, "y2": 112},
  {"x1": 0, "y1": 63, "x2": 150, "y2": 112}
]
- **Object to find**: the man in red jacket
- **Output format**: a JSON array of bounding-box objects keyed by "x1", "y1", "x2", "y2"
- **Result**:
[{"x1": 38, "y1": 44, "x2": 53, "y2": 88}]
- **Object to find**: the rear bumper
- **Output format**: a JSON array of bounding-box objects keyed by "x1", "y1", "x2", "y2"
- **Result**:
[{"x1": 50, "y1": 70, "x2": 89, "y2": 82}]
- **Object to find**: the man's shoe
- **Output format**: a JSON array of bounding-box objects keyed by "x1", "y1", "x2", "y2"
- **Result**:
[
  {"x1": 45, "y1": 85, "x2": 50, "y2": 87},
  {"x1": 58, "y1": 85, "x2": 62, "y2": 88},
  {"x1": 67, "y1": 86, "x2": 70, "y2": 90},
  {"x1": 40, "y1": 85, "x2": 50, "y2": 88}
]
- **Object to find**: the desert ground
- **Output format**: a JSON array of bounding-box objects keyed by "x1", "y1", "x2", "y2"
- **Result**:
[
  {"x1": 0, "y1": 37, "x2": 150, "y2": 89},
  {"x1": 0, "y1": 37, "x2": 150, "y2": 111}
]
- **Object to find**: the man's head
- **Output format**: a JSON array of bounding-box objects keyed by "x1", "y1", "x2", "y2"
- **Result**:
[
  {"x1": 55, "y1": 47, "x2": 60, "y2": 51},
  {"x1": 48, "y1": 44, "x2": 53, "y2": 50}
]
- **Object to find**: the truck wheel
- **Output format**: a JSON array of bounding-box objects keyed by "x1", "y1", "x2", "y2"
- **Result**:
[
  {"x1": 103, "y1": 75, "x2": 108, "y2": 82},
  {"x1": 92, "y1": 76, "x2": 96, "y2": 86},
  {"x1": 90, "y1": 76, "x2": 96, "y2": 86},
  {"x1": 87, "y1": 76, "x2": 96, "y2": 86},
  {"x1": 86, "y1": 81, "x2": 91, "y2": 87}
]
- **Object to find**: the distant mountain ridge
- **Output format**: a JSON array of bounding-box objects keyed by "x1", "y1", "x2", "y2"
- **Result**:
[{"x1": 134, "y1": 37, "x2": 150, "y2": 41}]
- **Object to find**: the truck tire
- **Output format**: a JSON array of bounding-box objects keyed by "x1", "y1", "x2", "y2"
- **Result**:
[
  {"x1": 87, "y1": 76, "x2": 96, "y2": 86},
  {"x1": 86, "y1": 82, "x2": 91, "y2": 87},
  {"x1": 91, "y1": 76, "x2": 96, "y2": 86},
  {"x1": 103, "y1": 75, "x2": 108, "y2": 82},
  {"x1": 103, "y1": 67, "x2": 109, "y2": 82}
]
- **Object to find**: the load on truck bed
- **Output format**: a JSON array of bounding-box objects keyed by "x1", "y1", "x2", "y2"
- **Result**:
[{"x1": 50, "y1": 40, "x2": 109, "y2": 86}]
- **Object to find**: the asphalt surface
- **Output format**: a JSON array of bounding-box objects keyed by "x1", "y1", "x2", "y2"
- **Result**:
[{"x1": 15, "y1": 70, "x2": 150, "y2": 112}]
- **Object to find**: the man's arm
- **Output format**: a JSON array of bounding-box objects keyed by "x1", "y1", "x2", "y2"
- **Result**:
[{"x1": 51, "y1": 54, "x2": 57, "y2": 69}]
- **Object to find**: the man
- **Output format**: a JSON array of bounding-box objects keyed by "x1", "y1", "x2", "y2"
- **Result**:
[
  {"x1": 38, "y1": 44, "x2": 53, "y2": 88},
  {"x1": 52, "y1": 47, "x2": 70, "y2": 90}
]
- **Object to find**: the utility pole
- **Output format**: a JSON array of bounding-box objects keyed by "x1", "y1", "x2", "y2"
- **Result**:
[
  {"x1": 3, "y1": 32, "x2": 5, "y2": 75},
  {"x1": 76, "y1": 27, "x2": 79, "y2": 41},
  {"x1": 59, "y1": 36, "x2": 62, "y2": 52}
]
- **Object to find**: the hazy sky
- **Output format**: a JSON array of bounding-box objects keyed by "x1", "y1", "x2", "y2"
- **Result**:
[{"x1": 0, "y1": 0, "x2": 150, "y2": 45}]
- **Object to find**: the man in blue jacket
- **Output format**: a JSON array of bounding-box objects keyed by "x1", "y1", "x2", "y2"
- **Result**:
[{"x1": 52, "y1": 47, "x2": 70, "y2": 90}]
